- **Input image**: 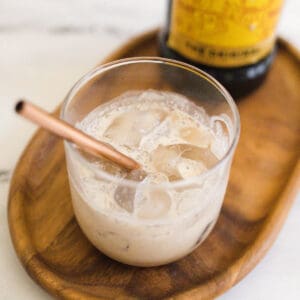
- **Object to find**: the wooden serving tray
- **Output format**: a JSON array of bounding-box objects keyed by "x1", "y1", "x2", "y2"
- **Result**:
[{"x1": 8, "y1": 29, "x2": 300, "y2": 299}]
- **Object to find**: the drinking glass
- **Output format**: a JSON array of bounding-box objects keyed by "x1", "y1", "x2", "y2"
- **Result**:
[{"x1": 61, "y1": 57, "x2": 240, "y2": 267}]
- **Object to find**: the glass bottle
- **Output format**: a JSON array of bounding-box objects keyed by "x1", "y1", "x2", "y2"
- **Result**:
[{"x1": 159, "y1": 0, "x2": 283, "y2": 98}]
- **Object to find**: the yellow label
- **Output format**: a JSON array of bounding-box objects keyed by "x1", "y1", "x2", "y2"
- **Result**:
[{"x1": 167, "y1": 0, "x2": 283, "y2": 67}]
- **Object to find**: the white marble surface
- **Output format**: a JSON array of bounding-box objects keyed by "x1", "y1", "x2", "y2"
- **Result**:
[{"x1": 0, "y1": 1, "x2": 299, "y2": 299}]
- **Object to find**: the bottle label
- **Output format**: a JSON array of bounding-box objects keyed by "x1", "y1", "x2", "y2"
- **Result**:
[{"x1": 167, "y1": 0, "x2": 283, "y2": 67}]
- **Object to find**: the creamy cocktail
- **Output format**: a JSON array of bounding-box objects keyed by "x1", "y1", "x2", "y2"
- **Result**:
[
  {"x1": 66, "y1": 89, "x2": 234, "y2": 266},
  {"x1": 62, "y1": 57, "x2": 239, "y2": 267}
]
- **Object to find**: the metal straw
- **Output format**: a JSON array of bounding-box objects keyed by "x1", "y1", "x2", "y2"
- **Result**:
[{"x1": 15, "y1": 100, "x2": 140, "y2": 170}]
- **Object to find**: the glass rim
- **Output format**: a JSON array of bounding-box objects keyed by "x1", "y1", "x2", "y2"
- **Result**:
[{"x1": 61, "y1": 56, "x2": 240, "y2": 189}]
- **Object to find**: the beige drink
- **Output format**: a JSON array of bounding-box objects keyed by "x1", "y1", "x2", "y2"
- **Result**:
[{"x1": 66, "y1": 90, "x2": 233, "y2": 267}]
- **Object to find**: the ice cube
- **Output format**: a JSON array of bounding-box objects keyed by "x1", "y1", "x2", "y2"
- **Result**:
[
  {"x1": 113, "y1": 169, "x2": 147, "y2": 213},
  {"x1": 104, "y1": 110, "x2": 137, "y2": 146},
  {"x1": 134, "y1": 172, "x2": 168, "y2": 210},
  {"x1": 104, "y1": 109, "x2": 165, "y2": 147},
  {"x1": 137, "y1": 189, "x2": 172, "y2": 219},
  {"x1": 151, "y1": 144, "x2": 217, "y2": 180},
  {"x1": 137, "y1": 109, "x2": 166, "y2": 134},
  {"x1": 151, "y1": 145, "x2": 183, "y2": 180},
  {"x1": 114, "y1": 185, "x2": 135, "y2": 213},
  {"x1": 177, "y1": 158, "x2": 207, "y2": 179},
  {"x1": 135, "y1": 172, "x2": 171, "y2": 219},
  {"x1": 179, "y1": 127, "x2": 213, "y2": 148},
  {"x1": 179, "y1": 144, "x2": 219, "y2": 168},
  {"x1": 139, "y1": 118, "x2": 171, "y2": 152},
  {"x1": 210, "y1": 115, "x2": 232, "y2": 158}
]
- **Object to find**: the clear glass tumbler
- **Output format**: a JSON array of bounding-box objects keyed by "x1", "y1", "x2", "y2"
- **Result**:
[{"x1": 61, "y1": 57, "x2": 240, "y2": 267}]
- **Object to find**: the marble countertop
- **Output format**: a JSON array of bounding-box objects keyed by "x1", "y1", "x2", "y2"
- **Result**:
[{"x1": 0, "y1": 1, "x2": 299, "y2": 299}]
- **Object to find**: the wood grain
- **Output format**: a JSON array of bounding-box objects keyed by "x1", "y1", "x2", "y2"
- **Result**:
[{"x1": 8, "y1": 29, "x2": 300, "y2": 299}]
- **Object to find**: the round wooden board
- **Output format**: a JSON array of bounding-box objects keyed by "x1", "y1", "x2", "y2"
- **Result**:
[{"x1": 8, "y1": 29, "x2": 300, "y2": 299}]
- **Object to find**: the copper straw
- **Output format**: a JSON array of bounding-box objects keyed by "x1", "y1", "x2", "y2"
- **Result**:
[{"x1": 15, "y1": 100, "x2": 140, "y2": 170}]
